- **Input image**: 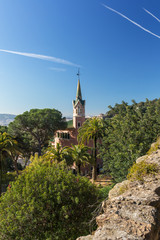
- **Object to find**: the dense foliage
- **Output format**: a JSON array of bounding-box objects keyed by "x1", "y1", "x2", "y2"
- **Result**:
[
  {"x1": 0, "y1": 130, "x2": 23, "y2": 193},
  {"x1": 0, "y1": 126, "x2": 8, "y2": 133},
  {"x1": 0, "y1": 132, "x2": 18, "y2": 194},
  {"x1": 8, "y1": 108, "x2": 67, "y2": 156},
  {"x1": 99, "y1": 99, "x2": 160, "y2": 182},
  {"x1": 0, "y1": 156, "x2": 100, "y2": 240}
]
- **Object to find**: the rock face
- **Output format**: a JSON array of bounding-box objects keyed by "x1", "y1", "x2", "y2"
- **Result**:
[{"x1": 77, "y1": 150, "x2": 160, "y2": 240}]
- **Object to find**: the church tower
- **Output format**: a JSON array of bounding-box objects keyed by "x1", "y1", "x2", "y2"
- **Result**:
[{"x1": 72, "y1": 76, "x2": 85, "y2": 129}]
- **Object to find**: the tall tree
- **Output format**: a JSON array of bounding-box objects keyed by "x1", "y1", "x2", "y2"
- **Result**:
[
  {"x1": 100, "y1": 98, "x2": 160, "y2": 182},
  {"x1": 78, "y1": 117, "x2": 104, "y2": 181},
  {"x1": 66, "y1": 144, "x2": 91, "y2": 174},
  {"x1": 8, "y1": 108, "x2": 67, "y2": 156},
  {"x1": 0, "y1": 133, "x2": 16, "y2": 194},
  {"x1": 9, "y1": 142, "x2": 22, "y2": 175}
]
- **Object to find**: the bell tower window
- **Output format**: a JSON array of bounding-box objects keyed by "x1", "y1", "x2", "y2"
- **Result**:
[{"x1": 77, "y1": 122, "x2": 81, "y2": 128}]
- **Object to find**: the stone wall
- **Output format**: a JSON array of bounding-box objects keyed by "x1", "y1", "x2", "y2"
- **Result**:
[{"x1": 77, "y1": 149, "x2": 160, "y2": 240}]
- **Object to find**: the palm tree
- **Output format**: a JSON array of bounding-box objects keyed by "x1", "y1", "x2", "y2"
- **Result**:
[
  {"x1": 10, "y1": 144, "x2": 22, "y2": 175},
  {"x1": 78, "y1": 117, "x2": 104, "y2": 181},
  {"x1": 66, "y1": 144, "x2": 91, "y2": 174},
  {"x1": 0, "y1": 132, "x2": 16, "y2": 194},
  {"x1": 44, "y1": 143, "x2": 73, "y2": 166}
]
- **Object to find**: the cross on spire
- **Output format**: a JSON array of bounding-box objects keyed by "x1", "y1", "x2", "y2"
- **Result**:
[{"x1": 77, "y1": 69, "x2": 80, "y2": 80}]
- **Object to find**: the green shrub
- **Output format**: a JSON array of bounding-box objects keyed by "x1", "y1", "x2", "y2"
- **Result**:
[
  {"x1": 127, "y1": 160, "x2": 158, "y2": 182},
  {"x1": 0, "y1": 156, "x2": 100, "y2": 240},
  {"x1": 98, "y1": 184, "x2": 115, "y2": 200}
]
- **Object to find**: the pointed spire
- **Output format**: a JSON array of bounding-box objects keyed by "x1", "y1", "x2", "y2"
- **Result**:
[
  {"x1": 76, "y1": 79, "x2": 82, "y2": 99},
  {"x1": 76, "y1": 69, "x2": 82, "y2": 99}
]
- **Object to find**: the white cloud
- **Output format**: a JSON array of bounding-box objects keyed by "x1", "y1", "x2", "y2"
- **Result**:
[
  {"x1": 102, "y1": 4, "x2": 160, "y2": 39},
  {"x1": 143, "y1": 8, "x2": 160, "y2": 23},
  {"x1": 0, "y1": 49, "x2": 80, "y2": 67}
]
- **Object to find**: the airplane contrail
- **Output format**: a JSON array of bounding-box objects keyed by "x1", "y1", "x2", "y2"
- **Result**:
[
  {"x1": 0, "y1": 49, "x2": 80, "y2": 67},
  {"x1": 143, "y1": 8, "x2": 160, "y2": 23},
  {"x1": 102, "y1": 4, "x2": 160, "y2": 39}
]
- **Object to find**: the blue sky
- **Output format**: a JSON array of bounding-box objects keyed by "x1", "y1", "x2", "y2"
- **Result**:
[{"x1": 0, "y1": 0, "x2": 160, "y2": 117}]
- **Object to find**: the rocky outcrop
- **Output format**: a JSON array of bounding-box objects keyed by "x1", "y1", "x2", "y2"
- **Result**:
[{"x1": 77, "y1": 149, "x2": 160, "y2": 240}]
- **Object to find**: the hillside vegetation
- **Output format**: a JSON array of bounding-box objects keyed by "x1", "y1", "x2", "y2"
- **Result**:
[
  {"x1": 99, "y1": 98, "x2": 160, "y2": 182},
  {"x1": 0, "y1": 156, "x2": 100, "y2": 240}
]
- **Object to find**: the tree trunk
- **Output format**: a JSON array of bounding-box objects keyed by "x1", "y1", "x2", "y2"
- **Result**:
[
  {"x1": 11, "y1": 153, "x2": 19, "y2": 176},
  {"x1": 92, "y1": 137, "x2": 97, "y2": 182},
  {"x1": 78, "y1": 163, "x2": 81, "y2": 175},
  {"x1": 38, "y1": 143, "x2": 42, "y2": 156}
]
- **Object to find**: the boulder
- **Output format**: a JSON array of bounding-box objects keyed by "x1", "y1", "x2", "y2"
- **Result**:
[{"x1": 77, "y1": 149, "x2": 160, "y2": 240}]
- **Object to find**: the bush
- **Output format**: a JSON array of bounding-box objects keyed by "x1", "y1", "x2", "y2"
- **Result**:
[
  {"x1": 98, "y1": 184, "x2": 115, "y2": 200},
  {"x1": 0, "y1": 156, "x2": 100, "y2": 240},
  {"x1": 127, "y1": 160, "x2": 158, "y2": 182}
]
